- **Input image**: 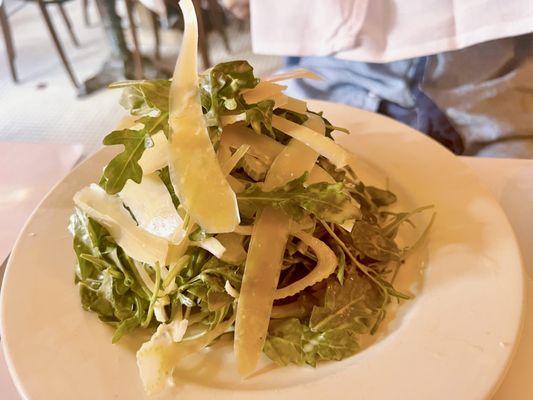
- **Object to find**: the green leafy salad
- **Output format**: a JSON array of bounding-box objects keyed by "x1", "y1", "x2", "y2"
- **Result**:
[{"x1": 69, "y1": 0, "x2": 433, "y2": 395}]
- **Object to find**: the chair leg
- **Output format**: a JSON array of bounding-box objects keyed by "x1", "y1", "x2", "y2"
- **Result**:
[
  {"x1": 0, "y1": 1, "x2": 17, "y2": 82},
  {"x1": 57, "y1": 3, "x2": 80, "y2": 47},
  {"x1": 82, "y1": 0, "x2": 90, "y2": 26},
  {"x1": 207, "y1": 0, "x2": 230, "y2": 52},
  {"x1": 124, "y1": 0, "x2": 143, "y2": 79},
  {"x1": 36, "y1": 0, "x2": 80, "y2": 88},
  {"x1": 193, "y1": 0, "x2": 210, "y2": 68},
  {"x1": 150, "y1": 11, "x2": 160, "y2": 60}
]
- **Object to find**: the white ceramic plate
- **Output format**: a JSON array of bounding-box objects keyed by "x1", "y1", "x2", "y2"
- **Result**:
[{"x1": 1, "y1": 101, "x2": 524, "y2": 400}]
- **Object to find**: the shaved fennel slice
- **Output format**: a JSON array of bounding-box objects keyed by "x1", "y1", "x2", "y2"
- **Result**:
[
  {"x1": 119, "y1": 174, "x2": 184, "y2": 242},
  {"x1": 137, "y1": 314, "x2": 234, "y2": 395},
  {"x1": 138, "y1": 131, "x2": 168, "y2": 175},
  {"x1": 264, "y1": 68, "x2": 322, "y2": 82},
  {"x1": 74, "y1": 184, "x2": 168, "y2": 266},
  {"x1": 274, "y1": 231, "x2": 337, "y2": 300},
  {"x1": 235, "y1": 207, "x2": 290, "y2": 376},
  {"x1": 192, "y1": 236, "x2": 226, "y2": 259},
  {"x1": 221, "y1": 124, "x2": 284, "y2": 163},
  {"x1": 263, "y1": 113, "x2": 325, "y2": 191},
  {"x1": 271, "y1": 114, "x2": 349, "y2": 168},
  {"x1": 308, "y1": 165, "x2": 336, "y2": 184},
  {"x1": 168, "y1": 0, "x2": 239, "y2": 234},
  {"x1": 242, "y1": 81, "x2": 287, "y2": 104}
]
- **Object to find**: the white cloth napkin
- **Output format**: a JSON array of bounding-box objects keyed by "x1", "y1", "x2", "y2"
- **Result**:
[{"x1": 250, "y1": 0, "x2": 533, "y2": 62}]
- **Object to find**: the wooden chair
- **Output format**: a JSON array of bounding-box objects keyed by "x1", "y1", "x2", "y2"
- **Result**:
[
  {"x1": 0, "y1": 0, "x2": 80, "y2": 88},
  {"x1": 123, "y1": 0, "x2": 232, "y2": 79}
]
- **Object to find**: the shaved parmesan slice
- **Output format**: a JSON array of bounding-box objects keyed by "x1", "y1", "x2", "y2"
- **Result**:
[
  {"x1": 119, "y1": 174, "x2": 184, "y2": 242},
  {"x1": 242, "y1": 81, "x2": 287, "y2": 104},
  {"x1": 192, "y1": 236, "x2": 226, "y2": 259},
  {"x1": 217, "y1": 142, "x2": 232, "y2": 167},
  {"x1": 281, "y1": 97, "x2": 307, "y2": 114},
  {"x1": 137, "y1": 314, "x2": 234, "y2": 395},
  {"x1": 235, "y1": 114, "x2": 323, "y2": 376},
  {"x1": 264, "y1": 68, "x2": 322, "y2": 83},
  {"x1": 221, "y1": 144, "x2": 250, "y2": 176},
  {"x1": 220, "y1": 113, "x2": 246, "y2": 126},
  {"x1": 138, "y1": 131, "x2": 168, "y2": 175},
  {"x1": 263, "y1": 113, "x2": 325, "y2": 191},
  {"x1": 216, "y1": 233, "x2": 247, "y2": 264},
  {"x1": 74, "y1": 184, "x2": 168, "y2": 266},
  {"x1": 221, "y1": 124, "x2": 284, "y2": 164},
  {"x1": 235, "y1": 207, "x2": 290, "y2": 377},
  {"x1": 271, "y1": 92, "x2": 289, "y2": 109},
  {"x1": 274, "y1": 231, "x2": 337, "y2": 299},
  {"x1": 271, "y1": 115, "x2": 349, "y2": 168},
  {"x1": 308, "y1": 165, "x2": 336, "y2": 184},
  {"x1": 168, "y1": 0, "x2": 239, "y2": 234}
]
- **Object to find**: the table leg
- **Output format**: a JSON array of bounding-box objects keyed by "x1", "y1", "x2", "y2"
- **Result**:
[
  {"x1": 36, "y1": 0, "x2": 80, "y2": 89},
  {"x1": 0, "y1": 0, "x2": 17, "y2": 82}
]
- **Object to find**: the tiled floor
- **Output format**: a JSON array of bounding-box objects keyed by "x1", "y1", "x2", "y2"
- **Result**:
[{"x1": 0, "y1": 0, "x2": 282, "y2": 154}]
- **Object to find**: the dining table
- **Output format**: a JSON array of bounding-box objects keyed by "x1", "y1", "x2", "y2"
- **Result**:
[{"x1": 0, "y1": 140, "x2": 531, "y2": 399}]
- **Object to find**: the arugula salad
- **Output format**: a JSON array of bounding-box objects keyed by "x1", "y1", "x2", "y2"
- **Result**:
[{"x1": 69, "y1": 0, "x2": 433, "y2": 394}]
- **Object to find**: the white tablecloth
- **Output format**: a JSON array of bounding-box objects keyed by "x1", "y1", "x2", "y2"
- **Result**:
[{"x1": 1, "y1": 156, "x2": 532, "y2": 399}]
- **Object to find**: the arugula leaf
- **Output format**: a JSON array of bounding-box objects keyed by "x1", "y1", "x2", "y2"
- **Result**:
[
  {"x1": 264, "y1": 272, "x2": 384, "y2": 367},
  {"x1": 110, "y1": 79, "x2": 170, "y2": 116},
  {"x1": 100, "y1": 110, "x2": 169, "y2": 195},
  {"x1": 237, "y1": 173, "x2": 358, "y2": 224},
  {"x1": 157, "y1": 166, "x2": 180, "y2": 209},
  {"x1": 350, "y1": 220, "x2": 402, "y2": 262},
  {"x1": 366, "y1": 186, "x2": 397, "y2": 207},
  {"x1": 245, "y1": 99, "x2": 274, "y2": 135},
  {"x1": 99, "y1": 129, "x2": 149, "y2": 194},
  {"x1": 200, "y1": 60, "x2": 259, "y2": 129},
  {"x1": 70, "y1": 210, "x2": 150, "y2": 342}
]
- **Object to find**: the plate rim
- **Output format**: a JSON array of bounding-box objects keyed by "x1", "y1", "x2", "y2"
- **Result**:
[{"x1": 0, "y1": 100, "x2": 525, "y2": 400}]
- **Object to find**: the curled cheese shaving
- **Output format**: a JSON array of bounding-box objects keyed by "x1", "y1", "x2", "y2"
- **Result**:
[{"x1": 274, "y1": 231, "x2": 337, "y2": 300}]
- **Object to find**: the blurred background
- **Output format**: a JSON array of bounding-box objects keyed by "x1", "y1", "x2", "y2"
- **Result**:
[
  {"x1": 0, "y1": 0, "x2": 532, "y2": 157},
  {"x1": 0, "y1": 0, "x2": 282, "y2": 153}
]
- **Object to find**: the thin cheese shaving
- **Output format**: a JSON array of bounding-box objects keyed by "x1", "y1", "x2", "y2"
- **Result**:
[
  {"x1": 221, "y1": 123, "x2": 284, "y2": 163},
  {"x1": 74, "y1": 184, "x2": 168, "y2": 266},
  {"x1": 242, "y1": 81, "x2": 287, "y2": 104},
  {"x1": 264, "y1": 68, "x2": 322, "y2": 82},
  {"x1": 168, "y1": 0, "x2": 239, "y2": 234},
  {"x1": 271, "y1": 115, "x2": 349, "y2": 168},
  {"x1": 119, "y1": 174, "x2": 185, "y2": 242},
  {"x1": 263, "y1": 113, "x2": 325, "y2": 191}
]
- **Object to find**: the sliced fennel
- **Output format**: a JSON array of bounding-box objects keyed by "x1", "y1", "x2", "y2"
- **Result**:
[
  {"x1": 119, "y1": 174, "x2": 184, "y2": 242},
  {"x1": 137, "y1": 314, "x2": 234, "y2": 395},
  {"x1": 167, "y1": 0, "x2": 239, "y2": 233},
  {"x1": 74, "y1": 184, "x2": 168, "y2": 266},
  {"x1": 274, "y1": 231, "x2": 337, "y2": 299}
]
